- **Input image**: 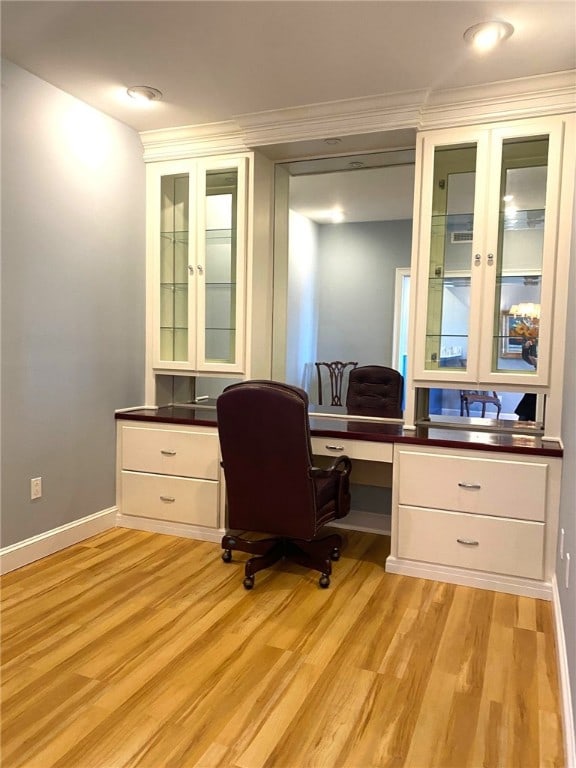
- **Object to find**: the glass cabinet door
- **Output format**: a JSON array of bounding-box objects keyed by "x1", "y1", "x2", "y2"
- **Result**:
[
  {"x1": 158, "y1": 171, "x2": 194, "y2": 366},
  {"x1": 424, "y1": 143, "x2": 479, "y2": 376},
  {"x1": 479, "y1": 121, "x2": 563, "y2": 387},
  {"x1": 413, "y1": 128, "x2": 488, "y2": 384},
  {"x1": 196, "y1": 157, "x2": 247, "y2": 373}
]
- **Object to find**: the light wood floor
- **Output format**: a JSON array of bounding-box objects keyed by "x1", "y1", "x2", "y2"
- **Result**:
[{"x1": 1, "y1": 528, "x2": 564, "y2": 768}]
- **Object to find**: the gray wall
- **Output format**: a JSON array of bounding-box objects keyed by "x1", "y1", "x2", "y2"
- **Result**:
[
  {"x1": 317, "y1": 219, "x2": 412, "y2": 366},
  {"x1": 1, "y1": 60, "x2": 145, "y2": 547},
  {"x1": 558, "y1": 195, "x2": 576, "y2": 736}
]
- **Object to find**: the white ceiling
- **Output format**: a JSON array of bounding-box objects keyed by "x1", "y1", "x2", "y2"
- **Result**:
[
  {"x1": 290, "y1": 161, "x2": 416, "y2": 222},
  {"x1": 2, "y1": 1, "x2": 575, "y2": 134},
  {"x1": 2, "y1": 1, "x2": 573, "y2": 223}
]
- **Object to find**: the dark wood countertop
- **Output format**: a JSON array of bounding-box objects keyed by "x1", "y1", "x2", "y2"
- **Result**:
[{"x1": 115, "y1": 405, "x2": 562, "y2": 458}]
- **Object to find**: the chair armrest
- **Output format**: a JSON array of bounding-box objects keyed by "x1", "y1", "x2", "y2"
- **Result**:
[{"x1": 309, "y1": 455, "x2": 352, "y2": 478}]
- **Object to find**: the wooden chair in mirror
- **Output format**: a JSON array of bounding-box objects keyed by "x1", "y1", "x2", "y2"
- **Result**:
[{"x1": 315, "y1": 361, "x2": 358, "y2": 406}]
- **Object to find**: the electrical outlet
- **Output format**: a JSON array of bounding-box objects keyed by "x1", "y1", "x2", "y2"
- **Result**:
[
  {"x1": 565, "y1": 553, "x2": 571, "y2": 590},
  {"x1": 30, "y1": 477, "x2": 42, "y2": 500},
  {"x1": 560, "y1": 528, "x2": 565, "y2": 559}
]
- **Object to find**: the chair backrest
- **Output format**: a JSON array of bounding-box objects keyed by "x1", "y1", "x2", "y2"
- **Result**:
[
  {"x1": 345, "y1": 365, "x2": 403, "y2": 418},
  {"x1": 315, "y1": 361, "x2": 358, "y2": 406},
  {"x1": 217, "y1": 380, "x2": 318, "y2": 539}
]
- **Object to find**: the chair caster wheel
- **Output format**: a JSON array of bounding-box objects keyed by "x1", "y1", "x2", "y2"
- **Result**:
[
  {"x1": 222, "y1": 549, "x2": 232, "y2": 563},
  {"x1": 243, "y1": 576, "x2": 255, "y2": 590},
  {"x1": 330, "y1": 548, "x2": 340, "y2": 561},
  {"x1": 319, "y1": 574, "x2": 330, "y2": 588}
]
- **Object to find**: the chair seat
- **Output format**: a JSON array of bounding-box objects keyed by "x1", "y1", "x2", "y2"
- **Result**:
[{"x1": 460, "y1": 390, "x2": 501, "y2": 418}]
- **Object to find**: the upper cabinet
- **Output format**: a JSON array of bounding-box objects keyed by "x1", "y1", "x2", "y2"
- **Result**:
[
  {"x1": 147, "y1": 156, "x2": 248, "y2": 374},
  {"x1": 411, "y1": 115, "x2": 571, "y2": 390}
]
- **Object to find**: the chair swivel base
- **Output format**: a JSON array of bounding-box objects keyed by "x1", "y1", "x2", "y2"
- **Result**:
[{"x1": 221, "y1": 529, "x2": 344, "y2": 589}]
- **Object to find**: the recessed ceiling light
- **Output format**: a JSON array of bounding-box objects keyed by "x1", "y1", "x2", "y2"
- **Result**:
[
  {"x1": 463, "y1": 21, "x2": 514, "y2": 52},
  {"x1": 127, "y1": 85, "x2": 163, "y2": 103}
]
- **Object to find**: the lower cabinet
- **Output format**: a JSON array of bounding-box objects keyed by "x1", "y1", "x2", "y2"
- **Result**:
[
  {"x1": 116, "y1": 420, "x2": 223, "y2": 540},
  {"x1": 389, "y1": 444, "x2": 562, "y2": 598}
]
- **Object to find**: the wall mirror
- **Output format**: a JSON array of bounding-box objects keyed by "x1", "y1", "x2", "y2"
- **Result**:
[{"x1": 272, "y1": 148, "x2": 416, "y2": 410}]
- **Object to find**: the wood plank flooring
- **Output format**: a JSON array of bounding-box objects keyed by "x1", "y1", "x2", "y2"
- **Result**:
[{"x1": 1, "y1": 528, "x2": 564, "y2": 768}]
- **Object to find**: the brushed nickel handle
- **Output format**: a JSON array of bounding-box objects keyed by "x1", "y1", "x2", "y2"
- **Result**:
[
  {"x1": 457, "y1": 538, "x2": 479, "y2": 546},
  {"x1": 160, "y1": 496, "x2": 175, "y2": 503},
  {"x1": 458, "y1": 482, "x2": 481, "y2": 489},
  {"x1": 325, "y1": 444, "x2": 345, "y2": 451},
  {"x1": 161, "y1": 449, "x2": 176, "y2": 456}
]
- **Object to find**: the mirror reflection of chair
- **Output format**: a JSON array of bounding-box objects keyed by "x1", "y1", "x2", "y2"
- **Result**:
[
  {"x1": 315, "y1": 360, "x2": 358, "y2": 406},
  {"x1": 217, "y1": 380, "x2": 352, "y2": 589},
  {"x1": 345, "y1": 365, "x2": 404, "y2": 418},
  {"x1": 460, "y1": 390, "x2": 502, "y2": 418}
]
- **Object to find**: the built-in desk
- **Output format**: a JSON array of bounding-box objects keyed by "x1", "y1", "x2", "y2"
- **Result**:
[{"x1": 115, "y1": 405, "x2": 562, "y2": 599}]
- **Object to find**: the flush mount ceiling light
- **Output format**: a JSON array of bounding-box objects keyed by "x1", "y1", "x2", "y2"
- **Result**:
[
  {"x1": 126, "y1": 85, "x2": 163, "y2": 103},
  {"x1": 463, "y1": 21, "x2": 514, "y2": 52}
]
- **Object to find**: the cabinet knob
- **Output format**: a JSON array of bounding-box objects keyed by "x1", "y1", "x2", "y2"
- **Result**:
[
  {"x1": 474, "y1": 253, "x2": 482, "y2": 265},
  {"x1": 188, "y1": 265, "x2": 194, "y2": 274},
  {"x1": 197, "y1": 264, "x2": 204, "y2": 274},
  {"x1": 457, "y1": 538, "x2": 479, "y2": 546},
  {"x1": 487, "y1": 253, "x2": 495, "y2": 265},
  {"x1": 458, "y1": 482, "x2": 481, "y2": 489}
]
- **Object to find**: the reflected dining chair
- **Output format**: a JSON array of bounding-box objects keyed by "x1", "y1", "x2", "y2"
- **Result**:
[
  {"x1": 315, "y1": 360, "x2": 358, "y2": 406},
  {"x1": 217, "y1": 380, "x2": 352, "y2": 589},
  {"x1": 345, "y1": 365, "x2": 403, "y2": 418},
  {"x1": 459, "y1": 390, "x2": 502, "y2": 418}
]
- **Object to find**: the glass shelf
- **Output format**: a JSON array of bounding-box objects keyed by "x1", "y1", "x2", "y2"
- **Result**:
[{"x1": 160, "y1": 231, "x2": 189, "y2": 243}]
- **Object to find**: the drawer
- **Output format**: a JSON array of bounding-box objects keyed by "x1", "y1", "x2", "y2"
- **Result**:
[
  {"x1": 121, "y1": 471, "x2": 219, "y2": 527},
  {"x1": 397, "y1": 450, "x2": 547, "y2": 522},
  {"x1": 397, "y1": 505, "x2": 544, "y2": 580},
  {"x1": 121, "y1": 426, "x2": 219, "y2": 479},
  {"x1": 311, "y1": 436, "x2": 393, "y2": 463}
]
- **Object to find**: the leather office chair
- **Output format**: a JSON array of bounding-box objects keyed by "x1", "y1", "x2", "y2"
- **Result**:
[
  {"x1": 217, "y1": 380, "x2": 352, "y2": 589},
  {"x1": 315, "y1": 360, "x2": 357, "y2": 405},
  {"x1": 460, "y1": 390, "x2": 502, "y2": 418},
  {"x1": 345, "y1": 365, "x2": 403, "y2": 418}
]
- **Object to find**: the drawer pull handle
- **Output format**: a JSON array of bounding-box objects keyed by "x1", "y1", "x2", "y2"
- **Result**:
[
  {"x1": 325, "y1": 444, "x2": 345, "y2": 451},
  {"x1": 457, "y1": 538, "x2": 479, "y2": 546},
  {"x1": 160, "y1": 495, "x2": 175, "y2": 503},
  {"x1": 161, "y1": 450, "x2": 176, "y2": 456},
  {"x1": 458, "y1": 482, "x2": 481, "y2": 490}
]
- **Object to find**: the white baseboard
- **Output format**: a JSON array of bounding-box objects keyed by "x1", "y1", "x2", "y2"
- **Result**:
[
  {"x1": 552, "y1": 575, "x2": 576, "y2": 768},
  {"x1": 0, "y1": 507, "x2": 117, "y2": 574},
  {"x1": 385, "y1": 555, "x2": 553, "y2": 600},
  {"x1": 116, "y1": 512, "x2": 225, "y2": 544}
]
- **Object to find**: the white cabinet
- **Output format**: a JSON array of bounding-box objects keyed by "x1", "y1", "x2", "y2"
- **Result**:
[
  {"x1": 116, "y1": 421, "x2": 223, "y2": 539},
  {"x1": 389, "y1": 445, "x2": 562, "y2": 597},
  {"x1": 410, "y1": 115, "x2": 574, "y2": 392},
  {"x1": 148, "y1": 156, "x2": 248, "y2": 375}
]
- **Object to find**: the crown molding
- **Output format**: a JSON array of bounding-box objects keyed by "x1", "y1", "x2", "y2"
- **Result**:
[
  {"x1": 140, "y1": 120, "x2": 247, "y2": 162},
  {"x1": 235, "y1": 89, "x2": 426, "y2": 147},
  {"x1": 138, "y1": 70, "x2": 576, "y2": 160},
  {"x1": 420, "y1": 69, "x2": 576, "y2": 129}
]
